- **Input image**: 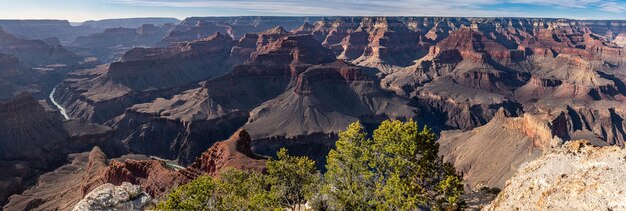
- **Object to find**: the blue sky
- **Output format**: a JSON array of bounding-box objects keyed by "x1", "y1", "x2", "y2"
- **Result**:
[{"x1": 0, "y1": 0, "x2": 625, "y2": 22}]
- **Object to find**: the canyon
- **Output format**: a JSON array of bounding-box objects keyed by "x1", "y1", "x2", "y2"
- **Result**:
[{"x1": 3, "y1": 16, "x2": 626, "y2": 209}]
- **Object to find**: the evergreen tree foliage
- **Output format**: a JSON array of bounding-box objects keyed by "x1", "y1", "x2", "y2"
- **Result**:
[{"x1": 323, "y1": 120, "x2": 464, "y2": 210}]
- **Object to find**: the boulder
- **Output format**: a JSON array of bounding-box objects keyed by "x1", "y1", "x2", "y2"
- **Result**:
[{"x1": 72, "y1": 182, "x2": 151, "y2": 211}]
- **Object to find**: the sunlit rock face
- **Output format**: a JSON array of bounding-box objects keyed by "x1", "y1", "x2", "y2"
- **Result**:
[{"x1": 485, "y1": 140, "x2": 626, "y2": 211}]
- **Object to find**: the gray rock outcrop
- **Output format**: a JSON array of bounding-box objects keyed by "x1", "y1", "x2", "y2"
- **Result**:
[
  {"x1": 485, "y1": 140, "x2": 626, "y2": 210},
  {"x1": 72, "y1": 182, "x2": 151, "y2": 211}
]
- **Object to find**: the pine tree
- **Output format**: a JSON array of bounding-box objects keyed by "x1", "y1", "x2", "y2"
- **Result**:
[
  {"x1": 266, "y1": 148, "x2": 321, "y2": 210},
  {"x1": 323, "y1": 120, "x2": 464, "y2": 210}
]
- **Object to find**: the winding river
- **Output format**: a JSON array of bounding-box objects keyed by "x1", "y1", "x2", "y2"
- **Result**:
[
  {"x1": 49, "y1": 84, "x2": 190, "y2": 169},
  {"x1": 49, "y1": 84, "x2": 70, "y2": 120}
]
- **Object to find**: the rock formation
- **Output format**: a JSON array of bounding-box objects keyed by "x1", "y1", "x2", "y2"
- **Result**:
[
  {"x1": 182, "y1": 129, "x2": 266, "y2": 177},
  {"x1": 485, "y1": 140, "x2": 626, "y2": 210},
  {"x1": 159, "y1": 17, "x2": 321, "y2": 45},
  {"x1": 54, "y1": 32, "x2": 236, "y2": 123},
  {"x1": 81, "y1": 18, "x2": 180, "y2": 31},
  {"x1": 613, "y1": 33, "x2": 626, "y2": 47},
  {"x1": 70, "y1": 24, "x2": 176, "y2": 62},
  {"x1": 0, "y1": 54, "x2": 38, "y2": 100},
  {"x1": 439, "y1": 109, "x2": 566, "y2": 190},
  {"x1": 0, "y1": 27, "x2": 98, "y2": 100},
  {"x1": 102, "y1": 129, "x2": 265, "y2": 197},
  {"x1": 4, "y1": 129, "x2": 265, "y2": 209},
  {"x1": 3, "y1": 147, "x2": 114, "y2": 211},
  {"x1": 0, "y1": 20, "x2": 94, "y2": 42},
  {"x1": 0, "y1": 26, "x2": 82, "y2": 67},
  {"x1": 72, "y1": 182, "x2": 152, "y2": 211},
  {"x1": 243, "y1": 61, "x2": 415, "y2": 163},
  {"x1": 110, "y1": 34, "x2": 336, "y2": 164},
  {"x1": 0, "y1": 93, "x2": 118, "y2": 206}
]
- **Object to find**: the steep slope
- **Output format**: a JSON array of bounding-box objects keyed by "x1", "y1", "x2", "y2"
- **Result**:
[
  {"x1": 180, "y1": 129, "x2": 266, "y2": 177},
  {"x1": 53, "y1": 33, "x2": 236, "y2": 123},
  {"x1": 383, "y1": 28, "x2": 526, "y2": 95},
  {"x1": 0, "y1": 27, "x2": 95, "y2": 100},
  {"x1": 382, "y1": 28, "x2": 527, "y2": 130},
  {"x1": 0, "y1": 26, "x2": 82, "y2": 67},
  {"x1": 439, "y1": 109, "x2": 567, "y2": 190},
  {"x1": 0, "y1": 52, "x2": 87, "y2": 101},
  {"x1": 110, "y1": 34, "x2": 335, "y2": 164},
  {"x1": 5, "y1": 16, "x2": 626, "y2": 210},
  {"x1": 0, "y1": 94, "x2": 117, "y2": 206},
  {"x1": 349, "y1": 17, "x2": 427, "y2": 73},
  {"x1": 0, "y1": 54, "x2": 38, "y2": 100},
  {"x1": 70, "y1": 24, "x2": 176, "y2": 62},
  {"x1": 244, "y1": 61, "x2": 416, "y2": 161},
  {"x1": 159, "y1": 17, "x2": 320, "y2": 45},
  {"x1": 3, "y1": 147, "x2": 113, "y2": 211}
]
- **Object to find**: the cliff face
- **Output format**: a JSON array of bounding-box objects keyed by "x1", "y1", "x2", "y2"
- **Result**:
[
  {"x1": 0, "y1": 27, "x2": 96, "y2": 101},
  {"x1": 0, "y1": 94, "x2": 117, "y2": 206},
  {"x1": 3, "y1": 147, "x2": 111, "y2": 211},
  {"x1": 0, "y1": 54, "x2": 37, "y2": 100},
  {"x1": 70, "y1": 24, "x2": 176, "y2": 62},
  {"x1": 54, "y1": 32, "x2": 236, "y2": 123},
  {"x1": 0, "y1": 20, "x2": 93, "y2": 42},
  {"x1": 485, "y1": 140, "x2": 626, "y2": 210},
  {"x1": 0, "y1": 93, "x2": 68, "y2": 162},
  {"x1": 243, "y1": 61, "x2": 416, "y2": 163},
  {"x1": 439, "y1": 109, "x2": 566, "y2": 190},
  {"x1": 181, "y1": 129, "x2": 266, "y2": 177},
  {"x1": 0, "y1": 27, "x2": 82, "y2": 67},
  {"x1": 158, "y1": 17, "x2": 322, "y2": 45},
  {"x1": 110, "y1": 34, "x2": 335, "y2": 164},
  {"x1": 4, "y1": 130, "x2": 265, "y2": 210},
  {"x1": 81, "y1": 18, "x2": 180, "y2": 30}
]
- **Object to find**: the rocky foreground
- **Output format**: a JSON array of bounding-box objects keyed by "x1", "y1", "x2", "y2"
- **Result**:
[{"x1": 486, "y1": 140, "x2": 626, "y2": 210}]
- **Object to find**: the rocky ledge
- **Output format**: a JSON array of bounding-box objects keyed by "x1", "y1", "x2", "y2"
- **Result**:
[{"x1": 486, "y1": 140, "x2": 626, "y2": 210}]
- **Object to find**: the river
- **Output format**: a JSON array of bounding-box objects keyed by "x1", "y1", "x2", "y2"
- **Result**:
[{"x1": 49, "y1": 84, "x2": 70, "y2": 120}]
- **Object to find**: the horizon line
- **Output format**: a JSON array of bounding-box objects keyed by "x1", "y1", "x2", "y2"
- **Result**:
[{"x1": 1, "y1": 15, "x2": 626, "y2": 23}]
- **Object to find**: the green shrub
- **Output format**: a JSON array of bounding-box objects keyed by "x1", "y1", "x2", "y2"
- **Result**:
[
  {"x1": 156, "y1": 169, "x2": 279, "y2": 211},
  {"x1": 157, "y1": 149, "x2": 320, "y2": 210},
  {"x1": 323, "y1": 120, "x2": 464, "y2": 210},
  {"x1": 266, "y1": 148, "x2": 321, "y2": 210}
]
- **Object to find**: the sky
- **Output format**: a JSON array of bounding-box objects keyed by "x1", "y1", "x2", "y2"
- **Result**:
[{"x1": 0, "y1": 0, "x2": 625, "y2": 22}]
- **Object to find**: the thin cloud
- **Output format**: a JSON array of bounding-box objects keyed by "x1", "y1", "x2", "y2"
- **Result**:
[
  {"x1": 509, "y1": 0, "x2": 604, "y2": 8},
  {"x1": 107, "y1": 0, "x2": 528, "y2": 16},
  {"x1": 599, "y1": 1, "x2": 626, "y2": 13},
  {"x1": 107, "y1": 0, "x2": 626, "y2": 17}
]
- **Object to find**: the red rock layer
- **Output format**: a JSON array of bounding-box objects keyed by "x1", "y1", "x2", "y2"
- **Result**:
[
  {"x1": 181, "y1": 129, "x2": 266, "y2": 177},
  {"x1": 102, "y1": 129, "x2": 266, "y2": 198}
]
